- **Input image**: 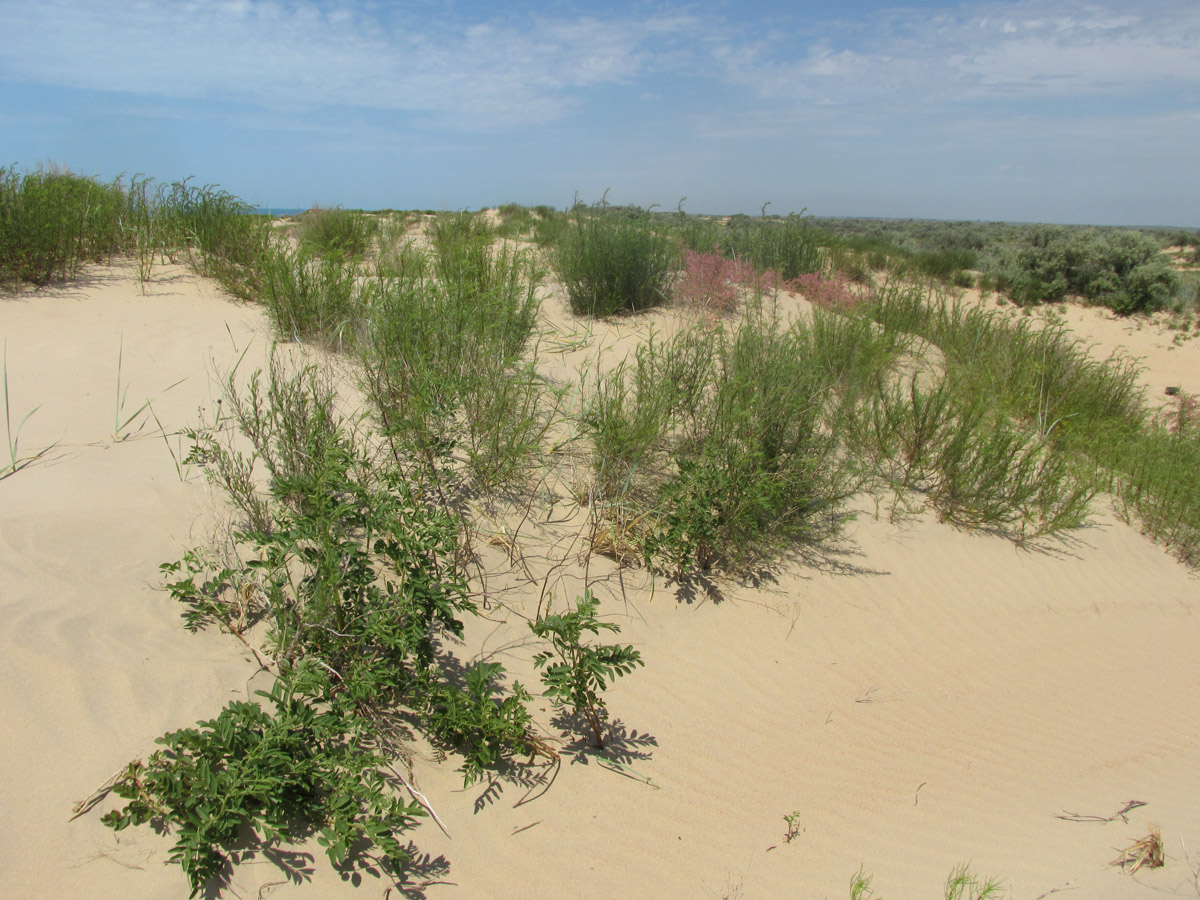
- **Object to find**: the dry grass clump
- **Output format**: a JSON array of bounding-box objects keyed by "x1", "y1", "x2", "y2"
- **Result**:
[{"x1": 1111, "y1": 826, "x2": 1165, "y2": 874}]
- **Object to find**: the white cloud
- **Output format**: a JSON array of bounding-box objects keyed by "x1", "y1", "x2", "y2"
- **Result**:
[
  {"x1": 2, "y1": 0, "x2": 1198, "y2": 135},
  {"x1": 711, "y1": 0, "x2": 1200, "y2": 111},
  {"x1": 0, "y1": 0, "x2": 698, "y2": 129}
]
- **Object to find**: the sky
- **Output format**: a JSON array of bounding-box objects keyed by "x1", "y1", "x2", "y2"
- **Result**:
[{"x1": 2, "y1": 0, "x2": 1198, "y2": 225}]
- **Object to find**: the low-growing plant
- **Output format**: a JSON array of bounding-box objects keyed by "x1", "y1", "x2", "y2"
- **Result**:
[
  {"x1": 928, "y1": 400, "x2": 1094, "y2": 538},
  {"x1": 850, "y1": 866, "x2": 878, "y2": 900},
  {"x1": 783, "y1": 810, "x2": 803, "y2": 843},
  {"x1": 845, "y1": 865, "x2": 1005, "y2": 900},
  {"x1": 423, "y1": 661, "x2": 544, "y2": 786},
  {"x1": 111, "y1": 335, "x2": 187, "y2": 441},
  {"x1": 792, "y1": 271, "x2": 863, "y2": 311},
  {"x1": 943, "y1": 864, "x2": 1005, "y2": 900},
  {"x1": 530, "y1": 589, "x2": 643, "y2": 748},
  {"x1": 673, "y1": 248, "x2": 758, "y2": 315},
  {"x1": 2, "y1": 341, "x2": 53, "y2": 479},
  {"x1": 102, "y1": 674, "x2": 423, "y2": 896},
  {"x1": 1111, "y1": 423, "x2": 1200, "y2": 566},
  {"x1": 104, "y1": 357, "x2": 552, "y2": 894}
]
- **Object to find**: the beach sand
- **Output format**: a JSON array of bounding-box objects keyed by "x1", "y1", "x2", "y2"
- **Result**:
[{"x1": 2, "y1": 260, "x2": 1199, "y2": 899}]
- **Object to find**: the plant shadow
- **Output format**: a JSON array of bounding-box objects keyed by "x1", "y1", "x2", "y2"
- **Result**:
[
  {"x1": 551, "y1": 713, "x2": 658, "y2": 769},
  {"x1": 197, "y1": 826, "x2": 451, "y2": 900},
  {"x1": 472, "y1": 756, "x2": 562, "y2": 812}
]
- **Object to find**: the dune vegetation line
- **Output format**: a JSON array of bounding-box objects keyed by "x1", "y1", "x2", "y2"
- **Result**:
[{"x1": 5, "y1": 163, "x2": 1199, "y2": 896}]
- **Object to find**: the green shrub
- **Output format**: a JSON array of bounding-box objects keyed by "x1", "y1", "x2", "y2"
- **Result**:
[
  {"x1": 532, "y1": 206, "x2": 569, "y2": 247},
  {"x1": 0, "y1": 165, "x2": 125, "y2": 286},
  {"x1": 997, "y1": 227, "x2": 1178, "y2": 314},
  {"x1": 586, "y1": 302, "x2": 884, "y2": 574},
  {"x1": 723, "y1": 215, "x2": 822, "y2": 281},
  {"x1": 910, "y1": 247, "x2": 978, "y2": 281},
  {"x1": 105, "y1": 358, "x2": 550, "y2": 895},
  {"x1": 297, "y1": 205, "x2": 377, "y2": 258},
  {"x1": 1109, "y1": 416, "x2": 1200, "y2": 566},
  {"x1": 359, "y1": 230, "x2": 546, "y2": 491},
  {"x1": 103, "y1": 678, "x2": 423, "y2": 896},
  {"x1": 555, "y1": 210, "x2": 677, "y2": 316},
  {"x1": 258, "y1": 244, "x2": 359, "y2": 347},
  {"x1": 495, "y1": 203, "x2": 537, "y2": 238},
  {"x1": 430, "y1": 211, "x2": 495, "y2": 288}
]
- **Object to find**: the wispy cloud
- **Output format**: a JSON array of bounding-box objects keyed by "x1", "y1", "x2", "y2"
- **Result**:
[
  {"x1": 4, "y1": 0, "x2": 1197, "y2": 132},
  {"x1": 0, "y1": 0, "x2": 703, "y2": 129},
  {"x1": 712, "y1": 0, "x2": 1200, "y2": 111}
]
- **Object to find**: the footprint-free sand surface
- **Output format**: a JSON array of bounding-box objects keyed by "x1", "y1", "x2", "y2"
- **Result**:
[{"x1": 2, "y1": 262, "x2": 1199, "y2": 899}]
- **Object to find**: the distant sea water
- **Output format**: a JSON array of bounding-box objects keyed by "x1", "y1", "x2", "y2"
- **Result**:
[{"x1": 251, "y1": 207, "x2": 304, "y2": 217}]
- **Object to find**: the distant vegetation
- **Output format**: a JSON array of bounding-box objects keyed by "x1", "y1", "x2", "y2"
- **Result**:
[
  {"x1": 0, "y1": 164, "x2": 267, "y2": 297},
  {"x1": 296, "y1": 205, "x2": 378, "y2": 258}
]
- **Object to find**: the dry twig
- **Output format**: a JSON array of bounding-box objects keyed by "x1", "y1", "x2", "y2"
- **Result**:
[{"x1": 1054, "y1": 799, "x2": 1147, "y2": 823}]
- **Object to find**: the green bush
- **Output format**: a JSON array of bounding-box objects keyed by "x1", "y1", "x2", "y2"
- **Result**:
[
  {"x1": 360, "y1": 225, "x2": 546, "y2": 491},
  {"x1": 910, "y1": 248, "x2": 978, "y2": 281},
  {"x1": 258, "y1": 244, "x2": 359, "y2": 347},
  {"x1": 586, "y1": 302, "x2": 886, "y2": 573},
  {"x1": 997, "y1": 227, "x2": 1178, "y2": 314},
  {"x1": 555, "y1": 210, "x2": 677, "y2": 316},
  {"x1": 723, "y1": 215, "x2": 822, "y2": 281},
  {"x1": 103, "y1": 678, "x2": 423, "y2": 896},
  {"x1": 495, "y1": 203, "x2": 537, "y2": 238},
  {"x1": 297, "y1": 206, "x2": 377, "y2": 258},
  {"x1": 0, "y1": 165, "x2": 125, "y2": 286},
  {"x1": 531, "y1": 206, "x2": 568, "y2": 247},
  {"x1": 106, "y1": 358, "x2": 549, "y2": 894}
]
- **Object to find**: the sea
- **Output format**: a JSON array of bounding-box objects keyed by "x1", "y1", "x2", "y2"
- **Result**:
[{"x1": 251, "y1": 207, "x2": 304, "y2": 218}]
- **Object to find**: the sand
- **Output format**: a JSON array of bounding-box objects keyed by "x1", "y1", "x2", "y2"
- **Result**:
[{"x1": 2, "y1": 261, "x2": 1199, "y2": 900}]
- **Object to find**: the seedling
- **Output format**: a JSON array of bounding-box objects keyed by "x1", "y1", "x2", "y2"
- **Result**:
[
  {"x1": 783, "y1": 810, "x2": 803, "y2": 843},
  {"x1": 850, "y1": 866, "x2": 878, "y2": 900},
  {"x1": 112, "y1": 335, "x2": 186, "y2": 441},
  {"x1": 530, "y1": 590, "x2": 643, "y2": 748},
  {"x1": 2, "y1": 341, "x2": 54, "y2": 479},
  {"x1": 943, "y1": 864, "x2": 1005, "y2": 899}
]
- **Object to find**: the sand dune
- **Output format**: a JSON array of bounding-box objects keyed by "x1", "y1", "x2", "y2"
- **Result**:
[{"x1": 2, "y1": 263, "x2": 1199, "y2": 900}]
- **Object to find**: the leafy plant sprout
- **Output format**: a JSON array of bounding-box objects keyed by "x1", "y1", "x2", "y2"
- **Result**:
[
  {"x1": 783, "y1": 810, "x2": 803, "y2": 843},
  {"x1": 530, "y1": 589, "x2": 643, "y2": 749}
]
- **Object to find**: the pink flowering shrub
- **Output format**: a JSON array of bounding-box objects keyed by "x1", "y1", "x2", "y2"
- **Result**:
[
  {"x1": 673, "y1": 248, "x2": 758, "y2": 315},
  {"x1": 790, "y1": 272, "x2": 862, "y2": 311},
  {"x1": 674, "y1": 245, "x2": 866, "y2": 319}
]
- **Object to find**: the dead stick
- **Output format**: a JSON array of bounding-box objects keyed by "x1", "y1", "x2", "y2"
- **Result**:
[
  {"x1": 71, "y1": 762, "x2": 136, "y2": 821},
  {"x1": 386, "y1": 763, "x2": 451, "y2": 839}
]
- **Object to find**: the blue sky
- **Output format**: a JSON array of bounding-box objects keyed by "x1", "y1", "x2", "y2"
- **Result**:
[{"x1": 2, "y1": 0, "x2": 1198, "y2": 225}]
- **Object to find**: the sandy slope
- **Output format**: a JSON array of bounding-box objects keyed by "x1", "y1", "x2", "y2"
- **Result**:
[{"x1": 2, "y1": 264, "x2": 1199, "y2": 900}]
